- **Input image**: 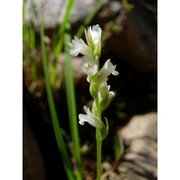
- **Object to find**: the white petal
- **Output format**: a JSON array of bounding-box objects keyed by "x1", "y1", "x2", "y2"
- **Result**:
[
  {"x1": 98, "y1": 82, "x2": 115, "y2": 101},
  {"x1": 78, "y1": 106, "x2": 104, "y2": 129},
  {"x1": 109, "y1": 91, "x2": 115, "y2": 98},
  {"x1": 107, "y1": 85, "x2": 115, "y2": 98},
  {"x1": 82, "y1": 64, "x2": 98, "y2": 75},
  {"x1": 69, "y1": 36, "x2": 90, "y2": 56},
  {"x1": 97, "y1": 59, "x2": 119, "y2": 83},
  {"x1": 88, "y1": 24, "x2": 102, "y2": 46},
  {"x1": 79, "y1": 115, "x2": 85, "y2": 125},
  {"x1": 81, "y1": 55, "x2": 99, "y2": 75},
  {"x1": 104, "y1": 59, "x2": 119, "y2": 76}
]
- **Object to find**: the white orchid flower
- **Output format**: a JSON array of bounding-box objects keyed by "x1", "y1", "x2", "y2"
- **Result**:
[
  {"x1": 69, "y1": 24, "x2": 102, "y2": 58},
  {"x1": 69, "y1": 25, "x2": 119, "y2": 133},
  {"x1": 69, "y1": 36, "x2": 91, "y2": 57},
  {"x1": 78, "y1": 106, "x2": 104, "y2": 129},
  {"x1": 96, "y1": 59, "x2": 119, "y2": 83},
  {"x1": 87, "y1": 25, "x2": 102, "y2": 46},
  {"x1": 85, "y1": 25, "x2": 102, "y2": 58},
  {"x1": 82, "y1": 55, "x2": 99, "y2": 76}
]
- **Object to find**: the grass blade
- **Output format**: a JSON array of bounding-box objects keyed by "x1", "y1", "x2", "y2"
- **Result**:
[
  {"x1": 64, "y1": 22, "x2": 82, "y2": 180},
  {"x1": 40, "y1": 17, "x2": 74, "y2": 180}
]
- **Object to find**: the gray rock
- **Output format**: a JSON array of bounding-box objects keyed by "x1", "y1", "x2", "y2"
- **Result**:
[
  {"x1": 101, "y1": 113, "x2": 157, "y2": 180},
  {"x1": 24, "y1": 0, "x2": 107, "y2": 29},
  {"x1": 118, "y1": 112, "x2": 157, "y2": 179}
]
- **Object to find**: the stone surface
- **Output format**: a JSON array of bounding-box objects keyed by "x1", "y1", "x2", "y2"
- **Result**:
[
  {"x1": 101, "y1": 112, "x2": 157, "y2": 179},
  {"x1": 24, "y1": 0, "x2": 106, "y2": 29},
  {"x1": 119, "y1": 112, "x2": 157, "y2": 179}
]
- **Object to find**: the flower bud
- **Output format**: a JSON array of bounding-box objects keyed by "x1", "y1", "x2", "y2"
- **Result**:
[
  {"x1": 85, "y1": 24, "x2": 102, "y2": 58},
  {"x1": 89, "y1": 80, "x2": 99, "y2": 99},
  {"x1": 98, "y1": 82, "x2": 115, "y2": 111}
]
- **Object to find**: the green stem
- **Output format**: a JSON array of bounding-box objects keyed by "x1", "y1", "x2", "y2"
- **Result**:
[
  {"x1": 92, "y1": 99, "x2": 102, "y2": 180},
  {"x1": 40, "y1": 18, "x2": 74, "y2": 180},
  {"x1": 96, "y1": 129, "x2": 102, "y2": 180}
]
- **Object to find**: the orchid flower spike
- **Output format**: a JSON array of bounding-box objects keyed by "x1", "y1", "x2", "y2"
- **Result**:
[
  {"x1": 69, "y1": 24, "x2": 119, "y2": 179},
  {"x1": 69, "y1": 24, "x2": 119, "y2": 136}
]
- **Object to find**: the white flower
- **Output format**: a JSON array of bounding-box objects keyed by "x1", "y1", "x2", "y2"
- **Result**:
[
  {"x1": 78, "y1": 106, "x2": 104, "y2": 129},
  {"x1": 69, "y1": 36, "x2": 91, "y2": 56},
  {"x1": 82, "y1": 56, "x2": 99, "y2": 76},
  {"x1": 69, "y1": 25, "x2": 103, "y2": 77},
  {"x1": 85, "y1": 24, "x2": 102, "y2": 57},
  {"x1": 69, "y1": 24, "x2": 102, "y2": 57},
  {"x1": 96, "y1": 59, "x2": 119, "y2": 83},
  {"x1": 88, "y1": 25, "x2": 102, "y2": 46}
]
